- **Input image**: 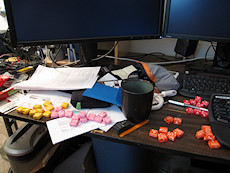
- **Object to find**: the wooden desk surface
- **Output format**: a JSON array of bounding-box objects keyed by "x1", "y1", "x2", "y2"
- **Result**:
[{"x1": 2, "y1": 62, "x2": 230, "y2": 165}]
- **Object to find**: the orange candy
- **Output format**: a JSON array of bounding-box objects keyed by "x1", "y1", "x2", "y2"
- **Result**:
[
  {"x1": 159, "y1": 127, "x2": 168, "y2": 134},
  {"x1": 149, "y1": 129, "x2": 158, "y2": 138},
  {"x1": 208, "y1": 140, "x2": 221, "y2": 149},
  {"x1": 164, "y1": 116, "x2": 174, "y2": 124},
  {"x1": 196, "y1": 129, "x2": 206, "y2": 139}
]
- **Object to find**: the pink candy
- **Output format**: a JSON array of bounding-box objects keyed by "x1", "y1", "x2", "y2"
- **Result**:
[
  {"x1": 88, "y1": 114, "x2": 96, "y2": 121},
  {"x1": 80, "y1": 117, "x2": 88, "y2": 123},
  {"x1": 103, "y1": 117, "x2": 111, "y2": 124},
  {"x1": 51, "y1": 112, "x2": 59, "y2": 119},
  {"x1": 94, "y1": 115, "x2": 103, "y2": 123},
  {"x1": 55, "y1": 106, "x2": 63, "y2": 112},
  {"x1": 69, "y1": 119, "x2": 79, "y2": 127},
  {"x1": 58, "y1": 110, "x2": 65, "y2": 118},
  {"x1": 78, "y1": 111, "x2": 86, "y2": 119},
  {"x1": 98, "y1": 111, "x2": 107, "y2": 118},
  {"x1": 72, "y1": 114, "x2": 79, "y2": 120},
  {"x1": 65, "y1": 110, "x2": 73, "y2": 118}
]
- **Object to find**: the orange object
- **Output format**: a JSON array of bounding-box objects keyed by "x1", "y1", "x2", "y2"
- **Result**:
[
  {"x1": 196, "y1": 130, "x2": 206, "y2": 139},
  {"x1": 173, "y1": 128, "x2": 184, "y2": 138},
  {"x1": 164, "y1": 116, "x2": 174, "y2": 124},
  {"x1": 159, "y1": 127, "x2": 168, "y2": 134},
  {"x1": 201, "y1": 125, "x2": 212, "y2": 133},
  {"x1": 204, "y1": 134, "x2": 215, "y2": 141},
  {"x1": 208, "y1": 140, "x2": 221, "y2": 149},
  {"x1": 158, "y1": 133, "x2": 168, "y2": 142},
  {"x1": 167, "y1": 131, "x2": 176, "y2": 141},
  {"x1": 173, "y1": 117, "x2": 182, "y2": 125},
  {"x1": 119, "y1": 119, "x2": 149, "y2": 137},
  {"x1": 149, "y1": 129, "x2": 158, "y2": 138}
]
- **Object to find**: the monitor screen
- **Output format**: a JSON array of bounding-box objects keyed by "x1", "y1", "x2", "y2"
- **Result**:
[
  {"x1": 163, "y1": 0, "x2": 230, "y2": 43},
  {"x1": 4, "y1": 0, "x2": 163, "y2": 47}
]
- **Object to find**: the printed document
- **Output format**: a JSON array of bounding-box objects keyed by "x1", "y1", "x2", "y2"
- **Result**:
[{"x1": 13, "y1": 65, "x2": 100, "y2": 90}]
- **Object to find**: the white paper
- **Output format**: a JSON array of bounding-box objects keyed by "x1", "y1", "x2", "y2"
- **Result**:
[
  {"x1": 46, "y1": 105, "x2": 126, "y2": 144},
  {"x1": 111, "y1": 65, "x2": 137, "y2": 79},
  {"x1": 13, "y1": 65, "x2": 100, "y2": 90}
]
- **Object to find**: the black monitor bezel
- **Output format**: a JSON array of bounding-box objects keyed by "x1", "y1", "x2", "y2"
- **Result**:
[
  {"x1": 163, "y1": 0, "x2": 230, "y2": 44},
  {"x1": 4, "y1": 0, "x2": 164, "y2": 47}
]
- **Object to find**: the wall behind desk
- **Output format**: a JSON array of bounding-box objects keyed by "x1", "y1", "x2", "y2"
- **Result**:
[{"x1": 98, "y1": 38, "x2": 215, "y2": 60}]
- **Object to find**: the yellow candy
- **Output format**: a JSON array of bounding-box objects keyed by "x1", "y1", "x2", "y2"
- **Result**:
[
  {"x1": 29, "y1": 109, "x2": 37, "y2": 116},
  {"x1": 43, "y1": 111, "x2": 51, "y2": 118},
  {"x1": 33, "y1": 104, "x2": 42, "y2": 109},
  {"x1": 43, "y1": 100, "x2": 52, "y2": 107},
  {"x1": 33, "y1": 113, "x2": 43, "y2": 120},
  {"x1": 36, "y1": 109, "x2": 45, "y2": 113},
  {"x1": 16, "y1": 107, "x2": 24, "y2": 113},
  {"x1": 22, "y1": 108, "x2": 31, "y2": 115},
  {"x1": 45, "y1": 105, "x2": 54, "y2": 111},
  {"x1": 61, "y1": 102, "x2": 69, "y2": 109}
]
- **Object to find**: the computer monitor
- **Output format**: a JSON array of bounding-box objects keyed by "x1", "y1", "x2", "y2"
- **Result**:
[
  {"x1": 4, "y1": 0, "x2": 163, "y2": 47},
  {"x1": 164, "y1": 0, "x2": 230, "y2": 68}
]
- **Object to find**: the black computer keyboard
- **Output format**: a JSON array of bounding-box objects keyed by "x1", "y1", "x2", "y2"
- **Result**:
[
  {"x1": 209, "y1": 94, "x2": 230, "y2": 148},
  {"x1": 178, "y1": 73, "x2": 230, "y2": 100}
]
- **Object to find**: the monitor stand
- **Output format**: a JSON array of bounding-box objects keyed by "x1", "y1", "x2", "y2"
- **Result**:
[
  {"x1": 185, "y1": 42, "x2": 230, "y2": 75},
  {"x1": 78, "y1": 42, "x2": 98, "y2": 66}
]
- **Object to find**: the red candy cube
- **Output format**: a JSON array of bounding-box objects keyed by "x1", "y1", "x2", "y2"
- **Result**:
[
  {"x1": 159, "y1": 127, "x2": 168, "y2": 134},
  {"x1": 149, "y1": 129, "x2": 158, "y2": 138},
  {"x1": 167, "y1": 131, "x2": 176, "y2": 141},
  {"x1": 195, "y1": 96, "x2": 202, "y2": 103},
  {"x1": 208, "y1": 140, "x2": 221, "y2": 149},
  {"x1": 195, "y1": 129, "x2": 206, "y2": 139},
  {"x1": 200, "y1": 111, "x2": 209, "y2": 118},
  {"x1": 158, "y1": 133, "x2": 168, "y2": 142},
  {"x1": 173, "y1": 117, "x2": 182, "y2": 125},
  {"x1": 194, "y1": 109, "x2": 202, "y2": 116},
  {"x1": 164, "y1": 116, "x2": 174, "y2": 124},
  {"x1": 183, "y1": 100, "x2": 191, "y2": 105},
  {"x1": 202, "y1": 100, "x2": 209, "y2": 107},
  {"x1": 190, "y1": 99, "x2": 197, "y2": 106},
  {"x1": 204, "y1": 134, "x2": 215, "y2": 141},
  {"x1": 186, "y1": 107, "x2": 194, "y2": 114},
  {"x1": 196, "y1": 103, "x2": 204, "y2": 108},
  {"x1": 173, "y1": 128, "x2": 184, "y2": 138}
]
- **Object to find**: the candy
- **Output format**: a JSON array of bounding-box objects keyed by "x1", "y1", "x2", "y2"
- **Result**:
[
  {"x1": 202, "y1": 100, "x2": 209, "y2": 107},
  {"x1": 158, "y1": 133, "x2": 168, "y2": 142},
  {"x1": 36, "y1": 109, "x2": 45, "y2": 113},
  {"x1": 78, "y1": 111, "x2": 87, "y2": 118},
  {"x1": 58, "y1": 110, "x2": 65, "y2": 118},
  {"x1": 186, "y1": 107, "x2": 194, "y2": 114},
  {"x1": 88, "y1": 114, "x2": 96, "y2": 121},
  {"x1": 29, "y1": 109, "x2": 37, "y2": 116},
  {"x1": 194, "y1": 109, "x2": 202, "y2": 116},
  {"x1": 201, "y1": 125, "x2": 212, "y2": 134},
  {"x1": 149, "y1": 129, "x2": 158, "y2": 138},
  {"x1": 200, "y1": 111, "x2": 209, "y2": 118},
  {"x1": 33, "y1": 113, "x2": 43, "y2": 120},
  {"x1": 80, "y1": 117, "x2": 88, "y2": 123},
  {"x1": 69, "y1": 119, "x2": 79, "y2": 127},
  {"x1": 195, "y1": 130, "x2": 206, "y2": 139},
  {"x1": 173, "y1": 117, "x2": 182, "y2": 125},
  {"x1": 16, "y1": 107, "x2": 24, "y2": 113},
  {"x1": 61, "y1": 102, "x2": 69, "y2": 109},
  {"x1": 22, "y1": 108, "x2": 31, "y2": 115},
  {"x1": 164, "y1": 116, "x2": 174, "y2": 124},
  {"x1": 167, "y1": 131, "x2": 176, "y2": 141},
  {"x1": 173, "y1": 128, "x2": 184, "y2": 138},
  {"x1": 103, "y1": 117, "x2": 111, "y2": 124},
  {"x1": 43, "y1": 100, "x2": 52, "y2": 107},
  {"x1": 159, "y1": 127, "x2": 168, "y2": 134},
  {"x1": 208, "y1": 140, "x2": 221, "y2": 149},
  {"x1": 51, "y1": 112, "x2": 59, "y2": 119},
  {"x1": 94, "y1": 115, "x2": 103, "y2": 123},
  {"x1": 195, "y1": 96, "x2": 202, "y2": 103},
  {"x1": 183, "y1": 100, "x2": 191, "y2": 105},
  {"x1": 190, "y1": 99, "x2": 197, "y2": 106},
  {"x1": 65, "y1": 110, "x2": 73, "y2": 118},
  {"x1": 203, "y1": 134, "x2": 215, "y2": 141},
  {"x1": 45, "y1": 105, "x2": 54, "y2": 111},
  {"x1": 72, "y1": 114, "x2": 79, "y2": 120},
  {"x1": 196, "y1": 103, "x2": 204, "y2": 108},
  {"x1": 55, "y1": 106, "x2": 63, "y2": 112},
  {"x1": 43, "y1": 111, "x2": 51, "y2": 118},
  {"x1": 33, "y1": 104, "x2": 42, "y2": 109},
  {"x1": 98, "y1": 111, "x2": 107, "y2": 118}
]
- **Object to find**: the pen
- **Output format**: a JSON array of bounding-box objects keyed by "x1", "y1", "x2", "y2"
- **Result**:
[
  {"x1": 119, "y1": 119, "x2": 149, "y2": 137},
  {"x1": 168, "y1": 100, "x2": 208, "y2": 112}
]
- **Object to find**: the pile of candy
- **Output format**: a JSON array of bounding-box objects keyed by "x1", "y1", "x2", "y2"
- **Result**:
[
  {"x1": 16, "y1": 100, "x2": 68, "y2": 120},
  {"x1": 69, "y1": 111, "x2": 111, "y2": 127},
  {"x1": 196, "y1": 125, "x2": 221, "y2": 149},
  {"x1": 149, "y1": 115, "x2": 184, "y2": 142},
  {"x1": 184, "y1": 96, "x2": 209, "y2": 118}
]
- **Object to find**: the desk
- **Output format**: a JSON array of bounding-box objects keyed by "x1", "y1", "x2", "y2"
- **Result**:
[{"x1": 1, "y1": 63, "x2": 230, "y2": 170}]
